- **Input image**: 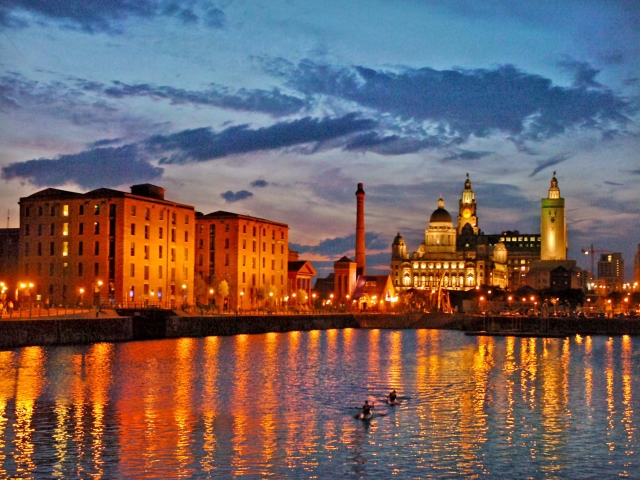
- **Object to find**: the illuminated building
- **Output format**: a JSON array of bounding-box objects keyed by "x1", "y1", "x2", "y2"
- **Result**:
[
  {"x1": 525, "y1": 173, "x2": 582, "y2": 289},
  {"x1": 391, "y1": 174, "x2": 509, "y2": 291},
  {"x1": 598, "y1": 252, "x2": 624, "y2": 290},
  {"x1": 18, "y1": 184, "x2": 195, "y2": 306},
  {"x1": 195, "y1": 211, "x2": 288, "y2": 310},
  {"x1": 0, "y1": 228, "x2": 19, "y2": 301},
  {"x1": 287, "y1": 250, "x2": 316, "y2": 304}
]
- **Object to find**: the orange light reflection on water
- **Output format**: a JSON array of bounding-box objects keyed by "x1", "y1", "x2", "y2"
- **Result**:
[{"x1": 201, "y1": 336, "x2": 219, "y2": 474}]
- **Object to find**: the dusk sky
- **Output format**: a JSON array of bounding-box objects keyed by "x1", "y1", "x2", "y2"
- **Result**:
[{"x1": 1, "y1": 0, "x2": 639, "y2": 279}]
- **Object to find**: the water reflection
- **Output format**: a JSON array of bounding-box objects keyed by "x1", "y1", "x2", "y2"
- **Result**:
[{"x1": 0, "y1": 331, "x2": 639, "y2": 477}]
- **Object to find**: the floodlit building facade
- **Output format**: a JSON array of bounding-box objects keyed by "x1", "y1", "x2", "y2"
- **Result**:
[
  {"x1": 598, "y1": 252, "x2": 624, "y2": 290},
  {"x1": 195, "y1": 211, "x2": 289, "y2": 310},
  {"x1": 18, "y1": 184, "x2": 195, "y2": 307}
]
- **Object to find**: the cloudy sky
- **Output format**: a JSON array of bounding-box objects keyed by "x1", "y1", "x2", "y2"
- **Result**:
[{"x1": 1, "y1": 0, "x2": 639, "y2": 279}]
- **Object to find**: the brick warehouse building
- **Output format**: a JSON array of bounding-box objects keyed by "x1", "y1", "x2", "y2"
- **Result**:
[
  {"x1": 195, "y1": 211, "x2": 289, "y2": 311},
  {"x1": 18, "y1": 184, "x2": 195, "y2": 307}
]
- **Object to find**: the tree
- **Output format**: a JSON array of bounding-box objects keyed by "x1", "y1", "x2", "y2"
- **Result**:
[
  {"x1": 217, "y1": 280, "x2": 229, "y2": 310},
  {"x1": 296, "y1": 289, "x2": 308, "y2": 305}
]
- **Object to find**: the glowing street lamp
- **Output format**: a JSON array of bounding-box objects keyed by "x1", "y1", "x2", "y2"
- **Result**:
[{"x1": 79, "y1": 287, "x2": 85, "y2": 305}]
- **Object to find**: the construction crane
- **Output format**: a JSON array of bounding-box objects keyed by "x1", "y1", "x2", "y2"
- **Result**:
[{"x1": 581, "y1": 244, "x2": 611, "y2": 280}]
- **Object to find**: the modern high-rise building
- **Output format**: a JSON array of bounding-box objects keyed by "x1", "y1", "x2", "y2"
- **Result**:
[
  {"x1": 598, "y1": 252, "x2": 624, "y2": 290},
  {"x1": 18, "y1": 184, "x2": 195, "y2": 307},
  {"x1": 195, "y1": 211, "x2": 289, "y2": 310}
]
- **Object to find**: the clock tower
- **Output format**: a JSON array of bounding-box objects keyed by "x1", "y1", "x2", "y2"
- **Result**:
[
  {"x1": 540, "y1": 172, "x2": 567, "y2": 260},
  {"x1": 457, "y1": 173, "x2": 479, "y2": 234}
]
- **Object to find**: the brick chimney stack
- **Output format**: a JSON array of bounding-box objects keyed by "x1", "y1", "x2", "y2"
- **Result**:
[{"x1": 355, "y1": 183, "x2": 366, "y2": 276}]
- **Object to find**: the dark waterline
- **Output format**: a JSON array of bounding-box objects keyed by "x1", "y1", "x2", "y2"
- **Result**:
[{"x1": 0, "y1": 329, "x2": 638, "y2": 477}]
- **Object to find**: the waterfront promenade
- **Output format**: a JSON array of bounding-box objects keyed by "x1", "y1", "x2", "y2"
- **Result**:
[{"x1": 2, "y1": 307, "x2": 640, "y2": 350}]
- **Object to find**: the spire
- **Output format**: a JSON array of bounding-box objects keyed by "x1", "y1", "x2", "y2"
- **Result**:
[
  {"x1": 355, "y1": 183, "x2": 366, "y2": 276},
  {"x1": 438, "y1": 195, "x2": 444, "y2": 209},
  {"x1": 548, "y1": 171, "x2": 560, "y2": 199}
]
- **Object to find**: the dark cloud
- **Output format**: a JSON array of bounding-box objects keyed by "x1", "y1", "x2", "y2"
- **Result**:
[
  {"x1": 269, "y1": 59, "x2": 633, "y2": 142},
  {"x1": 0, "y1": 0, "x2": 227, "y2": 33},
  {"x1": 150, "y1": 114, "x2": 377, "y2": 164},
  {"x1": 291, "y1": 232, "x2": 388, "y2": 257},
  {"x1": 250, "y1": 179, "x2": 268, "y2": 188},
  {"x1": 603, "y1": 181, "x2": 623, "y2": 186},
  {"x1": 1, "y1": 144, "x2": 163, "y2": 189},
  {"x1": 220, "y1": 190, "x2": 253, "y2": 203},
  {"x1": 557, "y1": 57, "x2": 602, "y2": 88},
  {"x1": 441, "y1": 150, "x2": 492, "y2": 161},
  {"x1": 89, "y1": 137, "x2": 124, "y2": 148},
  {"x1": 529, "y1": 153, "x2": 571, "y2": 177},
  {"x1": 92, "y1": 80, "x2": 305, "y2": 116},
  {"x1": 344, "y1": 132, "x2": 446, "y2": 155}
]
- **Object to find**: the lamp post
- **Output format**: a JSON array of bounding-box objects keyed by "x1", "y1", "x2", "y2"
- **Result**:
[
  {"x1": 209, "y1": 288, "x2": 214, "y2": 306},
  {"x1": 240, "y1": 291, "x2": 244, "y2": 314},
  {"x1": 182, "y1": 284, "x2": 187, "y2": 309},
  {"x1": 79, "y1": 287, "x2": 85, "y2": 306}
]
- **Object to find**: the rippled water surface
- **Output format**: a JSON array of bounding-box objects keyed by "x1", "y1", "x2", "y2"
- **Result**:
[{"x1": 1, "y1": 329, "x2": 639, "y2": 478}]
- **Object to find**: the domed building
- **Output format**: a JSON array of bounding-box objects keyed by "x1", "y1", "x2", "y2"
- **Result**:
[{"x1": 390, "y1": 174, "x2": 510, "y2": 291}]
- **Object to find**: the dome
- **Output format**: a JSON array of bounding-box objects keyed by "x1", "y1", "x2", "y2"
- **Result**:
[
  {"x1": 429, "y1": 196, "x2": 452, "y2": 223},
  {"x1": 430, "y1": 208, "x2": 452, "y2": 223},
  {"x1": 392, "y1": 232, "x2": 405, "y2": 245}
]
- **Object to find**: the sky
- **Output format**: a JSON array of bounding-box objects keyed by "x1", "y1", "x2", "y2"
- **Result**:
[{"x1": 1, "y1": 0, "x2": 639, "y2": 280}]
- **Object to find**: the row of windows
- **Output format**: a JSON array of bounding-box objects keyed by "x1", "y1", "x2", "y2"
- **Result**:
[
  {"x1": 196, "y1": 253, "x2": 284, "y2": 270},
  {"x1": 25, "y1": 261, "x2": 101, "y2": 277},
  {"x1": 205, "y1": 237, "x2": 284, "y2": 254},
  {"x1": 200, "y1": 223, "x2": 285, "y2": 239},
  {"x1": 129, "y1": 264, "x2": 186, "y2": 281},
  {"x1": 500, "y1": 236, "x2": 540, "y2": 242},
  {"x1": 411, "y1": 261, "x2": 467, "y2": 270},
  {"x1": 25, "y1": 241, "x2": 188, "y2": 262},
  {"x1": 25, "y1": 203, "x2": 191, "y2": 225}
]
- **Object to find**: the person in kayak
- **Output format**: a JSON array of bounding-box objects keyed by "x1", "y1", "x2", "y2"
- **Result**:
[
  {"x1": 387, "y1": 390, "x2": 397, "y2": 403},
  {"x1": 362, "y1": 400, "x2": 374, "y2": 416}
]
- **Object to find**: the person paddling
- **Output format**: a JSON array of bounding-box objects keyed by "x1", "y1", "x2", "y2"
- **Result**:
[
  {"x1": 387, "y1": 390, "x2": 397, "y2": 403},
  {"x1": 362, "y1": 400, "x2": 374, "y2": 417}
]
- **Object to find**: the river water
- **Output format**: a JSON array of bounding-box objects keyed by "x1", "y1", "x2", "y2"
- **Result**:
[{"x1": 0, "y1": 329, "x2": 638, "y2": 478}]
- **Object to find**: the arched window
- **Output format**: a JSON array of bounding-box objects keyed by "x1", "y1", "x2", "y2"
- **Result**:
[{"x1": 403, "y1": 275, "x2": 411, "y2": 286}]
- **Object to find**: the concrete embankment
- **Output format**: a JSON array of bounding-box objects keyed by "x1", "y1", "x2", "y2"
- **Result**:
[{"x1": 1, "y1": 311, "x2": 639, "y2": 350}]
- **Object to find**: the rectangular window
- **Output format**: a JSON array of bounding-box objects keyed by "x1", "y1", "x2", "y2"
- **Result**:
[
  {"x1": 198, "y1": 253, "x2": 203, "y2": 266},
  {"x1": 50, "y1": 263, "x2": 55, "y2": 276},
  {"x1": 144, "y1": 208, "x2": 150, "y2": 220},
  {"x1": 94, "y1": 262, "x2": 99, "y2": 276},
  {"x1": 50, "y1": 242, "x2": 55, "y2": 256},
  {"x1": 131, "y1": 242, "x2": 135, "y2": 256},
  {"x1": 94, "y1": 241, "x2": 99, "y2": 255},
  {"x1": 78, "y1": 241, "x2": 83, "y2": 256},
  {"x1": 63, "y1": 223, "x2": 68, "y2": 236},
  {"x1": 38, "y1": 206, "x2": 43, "y2": 216},
  {"x1": 37, "y1": 263, "x2": 42, "y2": 276},
  {"x1": 171, "y1": 229, "x2": 176, "y2": 242},
  {"x1": 62, "y1": 241, "x2": 68, "y2": 257},
  {"x1": 170, "y1": 284, "x2": 175, "y2": 295},
  {"x1": 63, "y1": 205, "x2": 69, "y2": 216},
  {"x1": 252, "y1": 274, "x2": 256, "y2": 286},
  {"x1": 198, "y1": 239, "x2": 204, "y2": 249},
  {"x1": 50, "y1": 224, "x2": 55, "y2": 236},
  {"x1": 224, "y1": 238, "x2": 229, "y2": 248},
  {"x1": 183, "y1": 267, "x2": 188, "y2": 280},
  {"x1": 242, "y1": 255, "x2": 246, "y2": 266},
  {"x1": 144, "y1": 266, "x2": 149, "y2": 280},
  {"x1": 144, "y1": 284, "x2": 149, "y2": 295},
  {"x1": 209, "y1": 224, "x2": 215, "y2": 235},
  {"x1": 281, "y1": 245, "x2": 284, "y2": 254},
  {"x1": 272, "y1": 230, "x2": 275, "y2": 240},
  {"x1": 78, "y1": 263, "x2": 83, "y2": 277},
  {"x1": 199, "y1": 224, "x2": 204, "y2": 234},
  {"x1": 38, "y1": 224, "x2": 42, "y2": 236},
  {"x1": 272, "y1": 244, "x2": 275, "y2": 254},
  {"x1": 252, "y1": 226, "x2": 256, "y2": 236},
  {"x1": 159, "y1": 245, "x2": 163, "y2": 259},
  {"x1": 94, "y1": 204, "x2": 100, "y2": 215},
  {"x1": 144, "y1": 225, "x2": 149, "y2": 239},
  {"x1": 243, "y1": 225, "x2": 247, "y2": 233},
  {"x1": 159, "y1": 210, "x2": 164, "y2": 221},
  {"x1": 271, "y1": 259, "x2": 275, "y2": 269},
  {"x1": 171, "y1": 248, "x2": 176, "y2": 261},
  {"x1": 184, "y1": 231, "x2": 188, "y2": 242},
  {"x1": 184, "y1": 248, "x2": 188, "y2": 261},
  {"x1": 144, "y1": 245, "x2": 149, "y2": 260},
  {"x1": 25, "y1": 206, "x2": 31, "y2": 217},
  {"x1": 262, "y1": 258, "x2": 266, "y2": 268},
  {"x1": 252, "y1": 241, "x2": 256, "y2": 252},
  {"x1": 225, "y1": 254, "x2": 229, "y2": 266},
  {"x1": 263, "y1": 242, "x2": 266, "y2": 252},
  {"x1": 131, "y1": 223, "x2": 135, "y2": 235},
  {"x1": 242, "y1": 272, "x2": 246, "y2": 283},
  {"x1": 159, "y1": 227, "x2": 163, "y2": 239},
  {"x1": 25, "y1": 242, "x2": 30, "y2": 256},
  {"x1": 131, "y1": 205, "x2": 136, "y2": 216},
  {"x1": 37, "y1": 242, "x2": 42, "y2": 256},
  {"x1": 225, "y1": 224, "x2": 230, "y2": 233},
  {"x1": 171, "y1": 212, "x2": 176, "y2": 225},
  {"x1": 242, "y1": 239, "x2": 246, "y2": 249},
  {"x1": 252, "y1": 257, "x2": 256, "y2": 268},
  {"x1": 171, "y1": 267, "x2": 176, "y2": 281},
  {"x1": 185, "y1": 214, "x2": 189, "y2": 225},
  {"x1": 79, "y1": 205, "x2": 84, "y2": 215},
  {"x1": 25, "y1": 224, "x2": 30, "y2": 236},
  {"x1": 50, "y1": 205, "x2": 56, "y2": 216},
  {"x1": 130, "y1": 264, "x2": 135, "y2": 277},
  {"x1": 158, "y1": 265, "x2": 163, "y2": 279},
  {"x1": 94, "y1": 222, "x2": 100, "y2": 234},
  {"x1": 79, "y1": 223, "x2": 84, "y2": 235}
]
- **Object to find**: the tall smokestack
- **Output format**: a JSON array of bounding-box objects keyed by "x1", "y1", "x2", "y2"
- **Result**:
[{"x1": 355, "y1": 183, "x2": 366, "y2": 276}]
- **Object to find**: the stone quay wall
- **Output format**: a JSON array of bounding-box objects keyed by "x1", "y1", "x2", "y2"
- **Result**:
[{"x1": 1, "y1": 312, "x2": 640, "y2": 350}]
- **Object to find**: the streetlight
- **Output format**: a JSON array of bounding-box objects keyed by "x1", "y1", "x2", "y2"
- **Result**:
[
  {"x1": 209, "y1": 288, "x2": 214, "y2": 305},
  {"x1": 240, "y1": 291, "x2": 244, "y2": 313},
  {"x1": 79, "y1": 287, "x2": 85, "y2": 306},
  {"x1": 182, "y1": 284, "x2": 187, "y2": 308}
]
